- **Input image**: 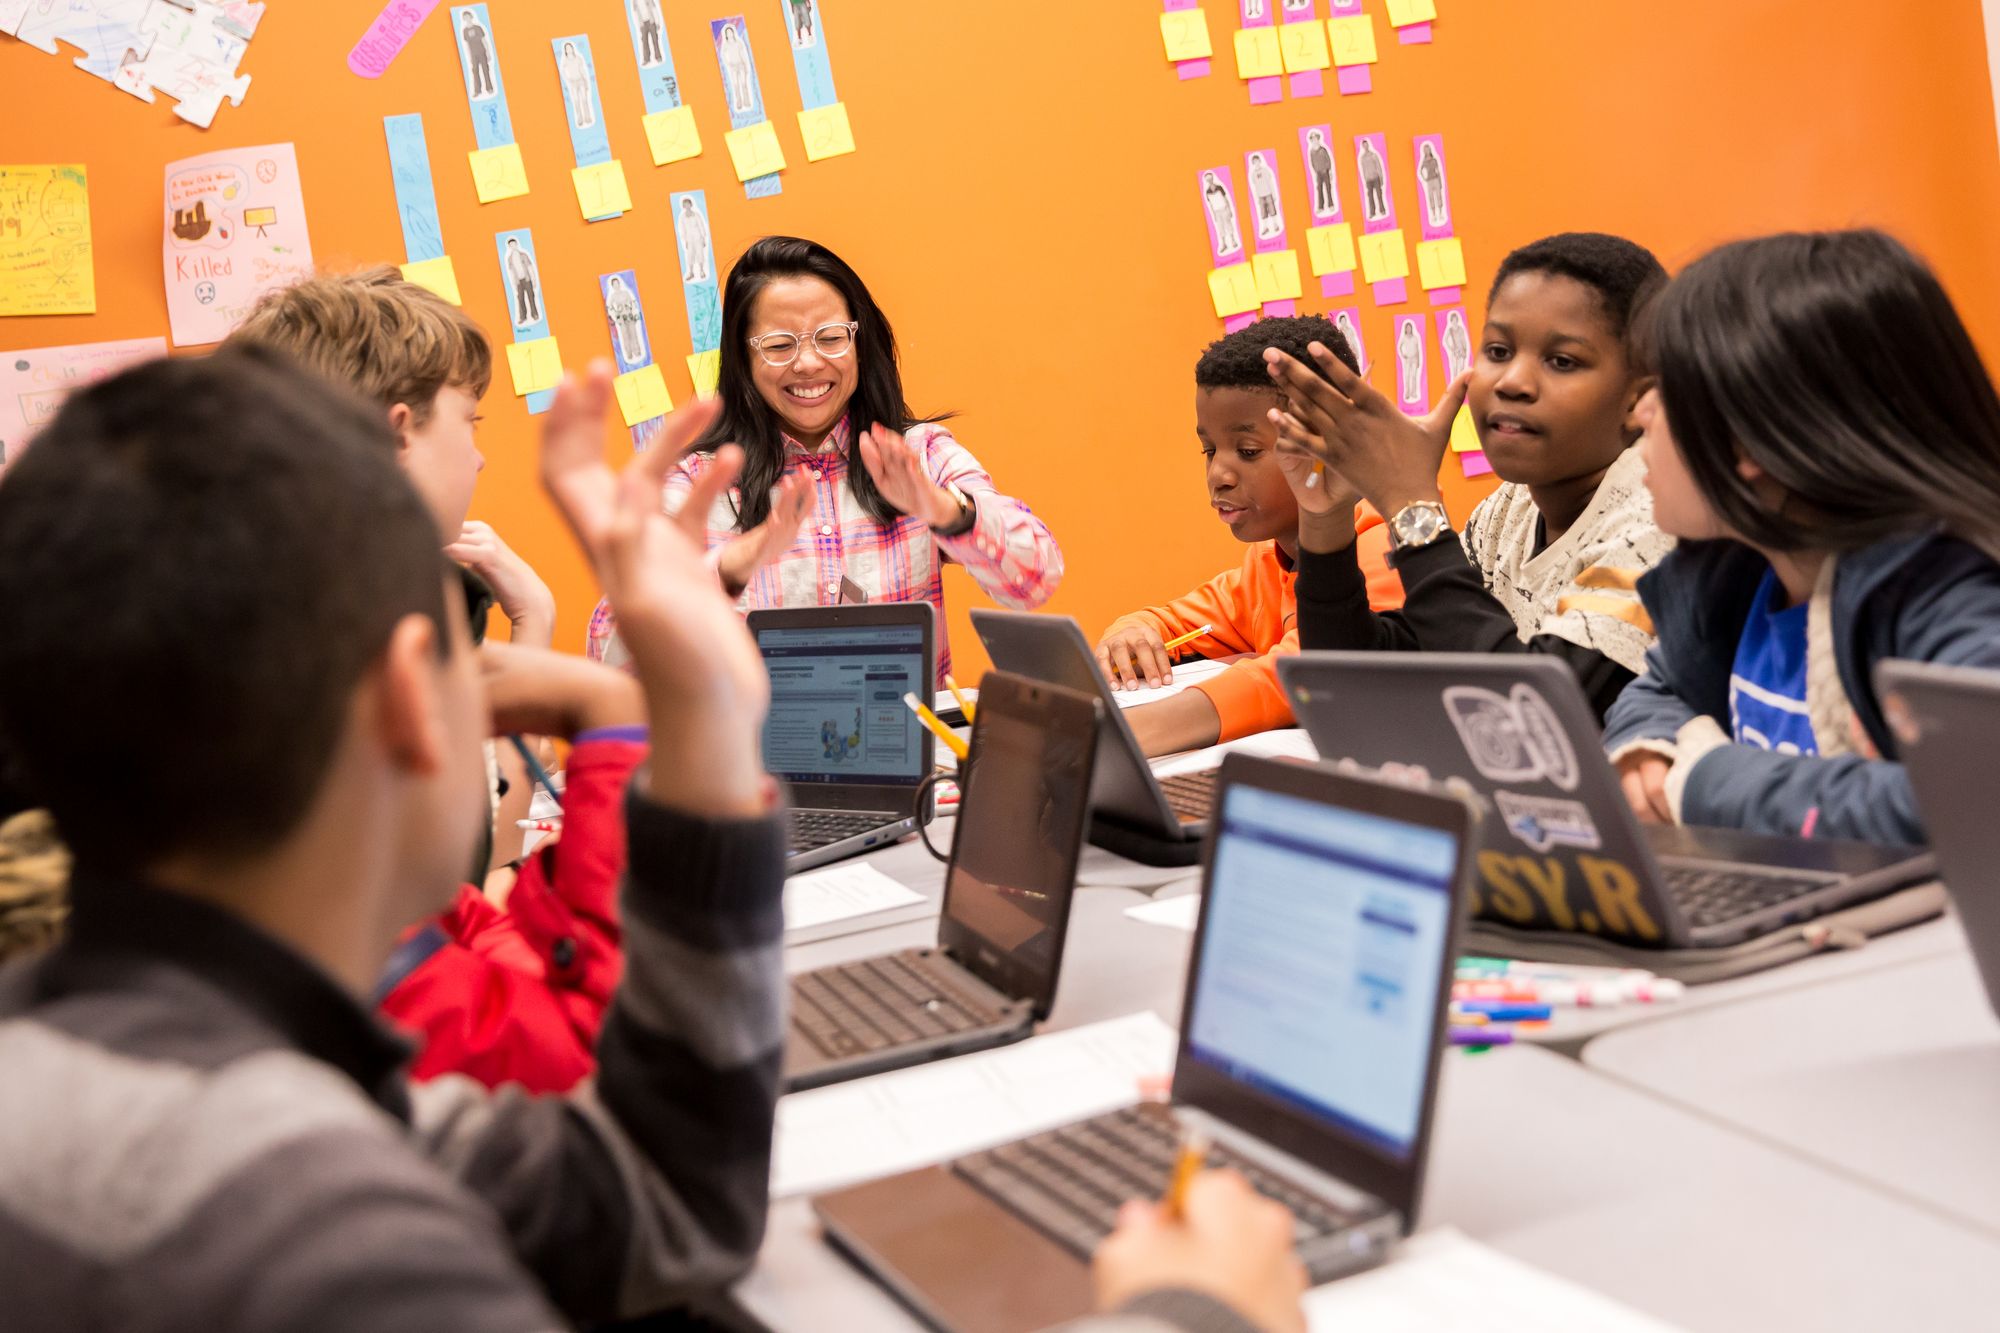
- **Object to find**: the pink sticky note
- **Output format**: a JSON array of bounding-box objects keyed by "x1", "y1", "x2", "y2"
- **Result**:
[
  {"x1": 1179, "y1": 59, "x2": 1213, "y2": 79},
  {"x1": 348, "y1": 0, "x2": 441, "y2": 78},
  {"x1": 1373, "y1": 279, "x2": 1410, "y2": 306},
  {"x1": 1291, "y1": 70, "x2": 1325, "y2": 97},
  {"x1": 1429, "y1": 286, "x2": 1462, "y2": 306},
  {"x1": 1264, "y1": 299, "x2": 1298, "y2": 318},
  {"x1": 1321, "y1": 272, "x2": 1356, "y2": 299},
  {"x1": 1225, "y1": 312, "x2": 1260, "y2": 333},
  {"x1": 1460, "y1": 451, "x2": 1494, "y2": 478},
  {"x1": 1248, "y1": 75, "x2": 1285, "y2": 104},
  {"x1": 1400, "y1": 22, "x2": 1434, "y2": 44},
  {"x1": 1336, "y1": 64, "x2": 1372, "y2": 95}
]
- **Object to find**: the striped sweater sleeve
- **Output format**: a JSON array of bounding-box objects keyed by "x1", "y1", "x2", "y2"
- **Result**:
[{"x1": 407, "y1": 785, "x2": 787, "y2": 1323}]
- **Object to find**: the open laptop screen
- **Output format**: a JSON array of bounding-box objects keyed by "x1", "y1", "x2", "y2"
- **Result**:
[
  {"x1": 1186, "y1": 785, "x2": 1458, "y2": 1161},
  {"x1": 757, "y1": 622, "x2": 928, "y2": 787}
]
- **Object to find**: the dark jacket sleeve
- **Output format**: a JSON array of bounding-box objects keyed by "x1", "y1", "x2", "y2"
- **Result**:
[{"x1": 1295, "y1": 538, "x2": 1636, "y2": 719}]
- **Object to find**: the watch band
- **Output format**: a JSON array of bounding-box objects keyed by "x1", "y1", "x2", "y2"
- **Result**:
[{"x1": 932, "y1": 482, "x2": 978, "y2": 537}]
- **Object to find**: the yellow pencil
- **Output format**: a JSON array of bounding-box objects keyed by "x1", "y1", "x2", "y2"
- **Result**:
[
  {"x1": 1161, "y1": 623, "x2": 1214, "y2": 654},
  {"x1": 1164, "y1": 1125, "x2": 1209, "y2": 1220},
  {"x1": 903, "y1": 692, "x2": 971, "y2": 762},
  {"x1": 943, "y1": 673, "x2": 977, "y2": 725}
]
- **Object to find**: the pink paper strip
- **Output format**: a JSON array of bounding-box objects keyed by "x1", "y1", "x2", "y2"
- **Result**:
[
  {"x1": 1247, "y1": 145, "x2": 1291, "y2": 316},
  {"x1": 1197, "y1": 164, "x2": 1248, "y2": 267},
  {"x1": 1330, "y1": 306, "x2": 1367, "y2": 373},
  {"x1": 1400, "y1": 22, "x2": 1434, "y2": 44},
  {"x1": 1249, "y1": 75, "x2": 1285, "y2": 104},
  {"x1": 1375, "y1": 278, "x2": 1410, "y2": 305},
  {"x1": 1284, "y1": 0, "x2": 1323, "y2": 96},
  {"x1": 1320, "y1": 272, "x2": 1356, "y2": 298},
  {"x1": 349, "y1": 0, "x2": 441, "y2": 78},
  {"x1": 1461, "y1": 451, "x2": 1494, "y2": 478},
  {"x1": 1179, "y1": 59, "x2": 1213, "y2": 79},
  {"x1": 1241, "y1": 1, "x2": 1284, "y2": 104},
  {"x1": 1225, "y1": 312, "x2": 1260, "y2": 333},
  {"x1": 1429, "y1": 285, "x2": 1462, "y2": 307},
  {"x1": 1335, "y1": 65, "x2": 1372, "y2": 95},
  {"x1": 1263, "y1": 299, "x2": 1299, "y2": 318}
]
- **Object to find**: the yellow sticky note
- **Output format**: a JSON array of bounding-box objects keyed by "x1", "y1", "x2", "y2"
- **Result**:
[
  {"x1": 1252, "y1": 250, "x2": 1304, "y2": 302},
  {"x1": 1232, "y1": 26, "x2": 1282, "y2": 78},
  {"x1": 1327, "y1": 14, "x2": 1379, "y2": 65},
  {"x1": 723, "y1": 121, "x2": 787, "y2": 182},
  {"x1": 1305, "y1": 224, "x2": 1357, "y2": 276},
  {"x1": 1385, "y1": 0, "x2": 1437, "y2": 27},
  {"x1": 399, "y1": 256, "x2": 462, "y2": 306},
  {"x1": 1449, "y1": 405, "x2": 1481, "y2": 454},
  {"x1": 1278, "y1": 19, "x2": 1330, "y2": 72},
  {"x1": 1159, "y1": 9, "x2": 1212, "y2": 61},
  {"x1": 469, "y1": 143, "x2": 529, "y2": 203},
  {"x1": 1416, "y1": 238, "x2": 1468, "y2": 290},
  {"x1": 642, "y1": 105, "x2": 703, "y2": 166},
  {"x1": 614, "y1": 364, "x2": 674, "y2": 426},
  {"x1": 797, "y1": 102, "x2": 857, "y2": 162},
  {"x1": 0, "y1": 164, "x2": 93, "y2": 317},
  {"x1": 1207, "y1": 264, "x2": 1261, "y2": 318},
  {"x1": 1359, "y1": 230, "x2": 1410, "y2": 283},
  {"x1": 572, "y1": 161, "x2": 633, "y2": 221},
  {"x1": 505, "y1": 337, "x2": 563, "y2": 396},
  {"x1": 685, "y1": 349, "x2": 721, "y2": 398}
]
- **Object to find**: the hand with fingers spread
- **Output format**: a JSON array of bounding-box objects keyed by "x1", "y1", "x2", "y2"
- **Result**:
[
  {"x1": 1264, "y1": 341, "x2": 1470, "y2": 523},
  {"x1": 1096, "y1": 621, "x2": 1175, "y2": 691},
  {"x1": 857, "y1": 422, "x2": 962, "y2": 530},
  {"x1": 711, "y1": 471, "x2": 814, "y2": 596}
]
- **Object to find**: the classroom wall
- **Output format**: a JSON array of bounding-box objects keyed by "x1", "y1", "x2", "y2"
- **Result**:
[{"x1": 6, "y1": 2, "x2": 2000, "y2": 678}]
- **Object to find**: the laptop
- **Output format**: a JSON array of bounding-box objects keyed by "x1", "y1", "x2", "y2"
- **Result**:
[
  {"x1": 1279, "y1": 653, "x2": 1934, "y2": 949},
  {"x1": 749, "y1": 604, "x2": 937, "y2": 871},
  {"x1": 785, "y1": 671, "x2": 1101, "y2": 1092},
  {"x1": 1876, "y1": 660, "x2": 2000, "y2": 1018},
  {"x1": 813, "y1": 754, "x2": 1474, "y2": 1333},
  {"x1": 971, "y1": 608, "x2": 1215, "y2": 866}
]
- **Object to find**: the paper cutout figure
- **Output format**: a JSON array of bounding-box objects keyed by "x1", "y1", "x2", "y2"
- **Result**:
[
  {"x1": 630, "y1": 0, "x2": 666, "y2": 65},
  {"x1": 559, "y1": 41, "x2": 597, "y2": 128},
  {"x1": 162, "y1": 144, "x2": 313, "y2": 346},
  {"x1": 605, "y1": 274, "x2": 647, "y2": 364},
  {"x1": 1247, "y1": 152, "x2": 1283, "y2": 240},
  {"x1": 1418, "y1": 140, "x2": 1447, "y2": 228},
  {"x1": 674, "y1": 197, "x2": 714, "y2": 282},
  {"x1": 504, "y1": 236, "x2": 542, "y2": 327},
  {"x1": 719, "y1": 22, "x2": 755, "y2": 113},
  {"x1": 1396, "y1": 316, "x2": 1425, "y2": 408},
  {"x1": 1333, "y1": 309, "x2": 1367, "y2": 371},
  {"x1": 672, "y1": 189, "x2": 724, "y2": 356},
  {"x1": 1202, "y1": 170, "x2": 1242, "y2": 257},
  {"x1": 1244, "y1": 0, "x2": 1266, "y2": 15},
  {"x1": 461, "y1": 12, "x2": 495, "y2": 98},
  {"x1": 1441, "y1": 308, "x2": 1472, "y2": 380},
  {"x1": 788, "y1": 0, "x2": 818, "y2": 48},
  {"x1": 1305, "y1": 129, "x2": 1337, "y2": 217},
  {"x1": 1358, "y1": 138, "x2": 1388, "y2": 220}
]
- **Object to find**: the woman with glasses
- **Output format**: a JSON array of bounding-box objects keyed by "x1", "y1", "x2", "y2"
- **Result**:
[{"x1": 587, "y1": 236, "x2": 1063, "y2": 681}]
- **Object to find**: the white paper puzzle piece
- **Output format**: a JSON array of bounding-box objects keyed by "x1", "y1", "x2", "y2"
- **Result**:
[{"x1": 2, "y1": 0, "x2": 262, "y2": 129}]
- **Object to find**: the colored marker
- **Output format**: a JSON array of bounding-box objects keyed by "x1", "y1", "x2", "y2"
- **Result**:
[
  {"x1": 516, "y1": 819, "x2": 562, "y2": 832},
  {"x1": 1452, "y1": 1000, "x2": 1553, "y2": 1022},
  {"x1": 1450, "y1": 1027, "x2": 1512, "y2": 1046}
]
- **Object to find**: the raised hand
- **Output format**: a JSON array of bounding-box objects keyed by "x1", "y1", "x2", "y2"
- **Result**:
[
  {"x1": 1264, "y1": 341, "x2": 1469, "y2": 520},
  {"x1": 715, "y1": 471, "x2": 815, "y2": 595},
  {"x1": 447, "y1": 519, "x2": 557, "y2": 648},
  {"x1": 857, "y1": 422, "x2": 959, "y2": 529}
]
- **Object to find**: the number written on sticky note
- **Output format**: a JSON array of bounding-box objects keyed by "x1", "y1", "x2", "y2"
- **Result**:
[
  {"x1": 1232, "y1": 26, "x2": 1282, "y2": 79},
  {"x1": 1306, "y1": 224, "x2": 1357, "y2": 276},
  {"x1": 1359, "y1": 229, "x2": 1410, "y2": 283},
  {"x1": 1385, "y1": 0, "x2": 1438, "y2": 28},
  {"x1": 1207, "y1": 264, "x2": 1261, "y2": 318},
  {"x1": 469, "y1": 143, "x2": 529, "y2": 203},
  {"x1": 506, "y1": 337, "x2": 564, "y2": 396},
  {"x1": 572, "y1": 161, "x2": 632, "y2": 221},
  {"x1": 797, "y1": 103, "x2": 857, "y2": 162},
  {"x1": 1252, "y1": 250, "x2": 1304, "y2": 302},
  {"x1": 685, "y1": 348, "x2": 721, "y2": 397},
  {"x1": 1416, "y1": 237, "x2": 1467, "y2": 289},
  {"x1": 1327, "y1": 14, "x2": 1378, "y2": 65},
  {"x1": 1160, "y1": 9, "x2": 1213, "y2": 62},
  {"x1": 1278, "y1": 18, "x2": 1330, "y2": 72},
  {"x1": 399, "y1": 256, "x2": 463, "y2": 305},
  {"x1": 614, "y1": 364, "x2": 674, "y2": 426},
  {"x1": 723, "y1": 121, "x2": 787, "y2": 182},
  {"x1": 643, "y1": 105, "x2": 702, "y2": 166}
]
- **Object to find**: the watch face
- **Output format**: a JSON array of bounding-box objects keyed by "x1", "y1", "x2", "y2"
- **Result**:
[{"x1": 1395, "y1": 504, "x2": 1446, "y2": 548}]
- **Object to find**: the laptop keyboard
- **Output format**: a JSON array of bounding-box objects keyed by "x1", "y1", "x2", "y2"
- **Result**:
[
  {"x1": 788, "y1": 809, "x2": 893, "y2": 856},
  {"x1": 953, "y1": 1104, "x2": 1369, "y2": 1260},
  {"x1": 791, "y1": 953, "x2": 1014, "y2": 1059},
  {"x1": 1158, "y1": 768, "x2": 1217, "y2": 823},
  {"x1": 1662, "y1": 862, "x2": 1840, "y2": 928}
]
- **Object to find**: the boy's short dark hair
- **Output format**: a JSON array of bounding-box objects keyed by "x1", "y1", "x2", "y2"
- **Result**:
[
  {"x1": 0, "y1": 347, "x2": 450, "y2": 874},
  {"x1": 1195, "y1": 314, "x2": 1359, "y2": 391},
  {"x1": 1489, "y1": 233, "x2": 1668, "y2": 339}
]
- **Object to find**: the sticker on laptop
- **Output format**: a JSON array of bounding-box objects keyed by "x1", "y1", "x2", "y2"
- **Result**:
[
  {"x1": 1493, "y1": 790, "x2": 1600, "y2": 853},
  {"x1": 1441, "y1": 683, "x2": 1580, "y2": 792}
]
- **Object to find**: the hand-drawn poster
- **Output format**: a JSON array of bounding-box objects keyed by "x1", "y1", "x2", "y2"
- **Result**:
[
  {"x1": 0, "y1": 164, "x2": 94, "y2": 316},
  {"x1": 0, "y1": 337, "x2": 168, "y2": 477},
  {"x1": 162, "y1": 142, "x2": 314, "y2": 347}
]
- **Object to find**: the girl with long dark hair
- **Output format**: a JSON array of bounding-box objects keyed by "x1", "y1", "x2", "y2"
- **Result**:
[{"x1": 1607, "y1": 228, "x2": 2000, "y2": 844}]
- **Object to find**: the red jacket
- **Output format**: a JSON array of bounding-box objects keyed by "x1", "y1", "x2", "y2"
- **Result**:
[{"x1": 378, "y1": 735, "x2": 645, "y2": 1093}]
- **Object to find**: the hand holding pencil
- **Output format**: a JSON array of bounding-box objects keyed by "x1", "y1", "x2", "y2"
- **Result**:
[
  {"x1": 1096, "y1": 621, "x2": 1212, "y2": 692},
  {"x1": 1092, "y1": 1163, "x2": 1307, "y2": 1333}
]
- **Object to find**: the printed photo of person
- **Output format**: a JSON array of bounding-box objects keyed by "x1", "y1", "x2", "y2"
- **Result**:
[
  {"x1": 1396, "y1": 317, "x2": 1425, "y2": 407},
  {"x1": 788, "y1": 0, "x2": 818, "y2": 49},
  {"x1": 1202, "y1": 170, "x2": 1243, "y2": 257},
  {"x1": 459, "y1": 9, "x2": 495, "y2": 99},
  {"x1": 630, "y1": 0, "x2": 665, "y2": 66},
  {"x1": 1357, "y1": 137, "x2": 1388, "y2": 221},
  {"x1": 559, "y1": 41, "x2": 596, "y2": 130},
  {"x1": 1418, "y1": 140, "x2": 1449, "y2": 229},
  {"x1": 717, "y1": 21, "x2": 755, "y2": 115},
  {"x1": 1305, "y1": 128, "x2": 1337, "y2": 218},
  {"x1": 677, "y1": 197, "x2": 714, "y2": 282},
  {"x1": 605, "y1": 275, "x2": 646, "y2": 365},
  {"x1": 1334, "y1": 308, "x2": 1367, "y2": 372},
  {"x1": 1440, "y1": 308, "x2": 1471, "y2": 381},
  {"x1": 1247, "y1": 151, "x2": 1283, "y2": 240},
  {"x1": 504, "y1": 237, "x2": 541, "y2": 328}
]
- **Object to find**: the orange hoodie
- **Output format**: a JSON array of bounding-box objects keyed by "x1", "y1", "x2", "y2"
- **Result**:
[{"x1": 1105, "y1": 506, "x2": 1402, "y2": 743}]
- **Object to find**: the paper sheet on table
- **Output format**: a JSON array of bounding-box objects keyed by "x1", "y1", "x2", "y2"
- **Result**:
[
  {"x1": 1125, "y1": 894, "x2": 1202, "y2": 932},
  {"x1": 784, "y1": 863, "x2": 925, "y2": 934},
  {"x1": 1151, "y1": 727, "x2": 1319, "y2": 780},
  {"x1": 1306, "y1": 1228, "x2": 1683, "y2": 1331},
  {"x1": 1106, "y1": 656, "x2": 1235, "y2": 710},
  {"x1": 773, "y1": 1012, "x2": 1178, "y2": 1197}
]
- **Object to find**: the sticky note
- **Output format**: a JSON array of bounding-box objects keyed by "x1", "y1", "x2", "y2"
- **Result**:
[
  {"x1": 1417, "y1": 237, "x2": 1467, "y2": 290},
  {"x1": 0, "y1": 164, "x2": 94, "y2": 317},
  {"x1": 1449, "y1": 405, "x2": 1481, "y2": 454},
  {"x1": 798, "y1": 102, "x2": 858, "y2": 162},
  {"x1": 614, "y1": 364, "x2": 674, "y2": 426},
  {"x1": 1461, "y1": 451, "x2": 1494, "y2": 478},
  {"x1": 1306, "y1": 224, "x2": 1357, "y2": 276},
  {"x1": 1252, "y1": 250, "x2": 1304, "y2": 302},
  {"x1": 468, "y1": 143, "x2": 529, "y2": 203},
  {"x1": 643, "y1": 105, "x2": 703, "y2": 166},
  {"x1": 1359, "y1": 230, "x2": 1410, "y2": 283},
  {"x1": 1207, "y1": 264, "x2": 1261, "y2": 318},
  {"x1": 1385, "y1": 0, "x2": 1437, "y2": 26},
  {"x1": 571, "y1": 161, "x2": 633, "y2": 221},
  {"x1": 686, "y1": 348, "x2": 721, "y2": 397},
  {"x1": 399, "y1": 256, "x2": 463, "y2": 306},
  {"x1": 1160, "y1": 9, "x2": 1212, "y2": 61},
  {"x1": 1327, "y1": 14, "x2": 1379, "y2": 64},
  {"x1": 1278, "y1": 19, "x2": 1331, "y2": 72},
  {"x1": 1232, "y1": 27, "x2": 1283, "y2": 79},
  {"x1": 506, "y1": 337, "x2": 563, "y2": 396},
  {"x1": 724, "y1": 121, "x2": 787, "y2": 182}
]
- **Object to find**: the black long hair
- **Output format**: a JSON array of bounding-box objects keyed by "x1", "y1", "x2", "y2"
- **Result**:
[
  {"x1": 695, "y1": 236, "x2": 944, "y2": 529},
  {"x1": 1645, "y1": 229, "x2": 2000, "y2": 564}
]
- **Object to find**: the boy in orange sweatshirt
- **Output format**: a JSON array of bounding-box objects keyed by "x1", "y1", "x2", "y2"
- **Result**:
[{"x1": 1098, "y1": 316, "x2": 1403, "y2": 757}]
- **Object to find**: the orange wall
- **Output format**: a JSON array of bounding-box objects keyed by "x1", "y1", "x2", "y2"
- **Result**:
[{"x1": 6, "y1": 2, "x2": 2000, "y2": 677}]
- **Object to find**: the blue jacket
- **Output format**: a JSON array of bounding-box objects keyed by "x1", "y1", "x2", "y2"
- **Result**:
[{"x1": 1603, "y1": 533, "x2": 2000, "y2": 844}]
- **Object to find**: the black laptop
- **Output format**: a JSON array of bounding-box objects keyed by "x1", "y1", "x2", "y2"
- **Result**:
[
  {"x1": 812, "y1": 754, "x2": 1474, "y2": 1333},
  {"x1": 972, "y1": 608, "x2": 1215, "y2": 866},
  {"x1": 1280, "y1": 653, "x2": 1933, "y2": 949},
  {"x1": 785, "y1": 672, "x2": 1101, "y2": 1091},
  {"x1": 749, "y1": 604, "x2": 937, "y2": 871}
]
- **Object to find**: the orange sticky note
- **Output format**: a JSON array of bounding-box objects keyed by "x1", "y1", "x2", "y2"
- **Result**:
[
  {"x1": 399, "y1": 256, "x2": 462, "y2": 306},
  {"x1": 572, "y1": 161, "x2": 633, "y2": 221},
  {"x1": 1386, "y1": 0, "x2": 1438, "y2": 27},
  {"x1": 1305, "y1": 224, "x2": 1357, "y2": 276},
  {"x1": 1359, "y1": 229, "x2": 1410, "y2": 283},
  {"x1": 1450, "y1": 405, "x2": 1481, "y2": 454},
  {"x1": 614, "y1": 364, "x2": 673, "y2": 426},
  {"x1": 506, "y1": 337, "x2": 563, "y2": 396},
  {"x1": 685, "y1": 349, "x2": 721, "y2": 398},
  {"x1": 1327, "y1": 14, "x2": 1379, "y2": 65},
  {"x1": 1278, "y1": 19, "x2": 1330, "y2": 72},
  {"x1": 642, "y1": 105, "x2": 703, "y2": 166},
  {"x1": 469, "y1": 143, "x2": 529, "y2": 203},
  {"x1": 1207, "y1": 264, "x2": 1261, "y2": 318},
  {"x1": 723, "y1": 121, "x2": 787, "y2": 182},
  {"x1": 1159, "y1": 9, "x2": 1213, "y2": 61},
  {"x1": 1232, "y1": 27, "x2": 1282, "y2": 78},
  {"x1": 1252, "y1": 250, "x2": 1304, "y2": 302},
  {"x1": 1416, "y1": 237, "x2": 1468, "y2": 290},
  {"x1": 797, "y1": 102, "x2": 857, "y2": 162}
]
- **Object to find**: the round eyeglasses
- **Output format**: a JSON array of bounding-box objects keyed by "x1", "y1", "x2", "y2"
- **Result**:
[{"x1": 747, "y1": 321, "x2": 859, "y2": 367}]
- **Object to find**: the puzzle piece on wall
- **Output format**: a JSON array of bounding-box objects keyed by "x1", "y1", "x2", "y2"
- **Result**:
[{"x1": 2, "y1": 0, "x2": 264, "y2": 129}]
